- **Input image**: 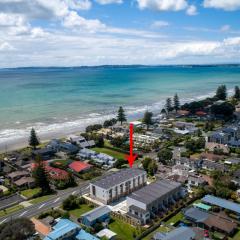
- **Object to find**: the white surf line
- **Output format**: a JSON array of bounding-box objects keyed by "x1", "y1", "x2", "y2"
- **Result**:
[
  {"x1": 38, "y1": 203, "x2": 46, "y2": 209},
  {"x1": 19, "y1": 210, "x2": 28, "y2": 217},
  {"x1": 53, "y1": 197, "x2": 60, "y2": 203},
  {"x1": 72, "y1": 191, "x2": 76, "y2": 195},
  {"x1": 0, "y1": 218, "x2": 7, "y2": 224}
]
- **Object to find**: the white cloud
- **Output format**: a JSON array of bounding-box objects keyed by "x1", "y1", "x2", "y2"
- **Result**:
[
  {"x1": 186, "y1": 5, "x2": 197, "y2": 15},
  {"x1": 63, "y1": 11, "x2": 106, "y2": 32},
  {"x1": 65, "y1": 0, "x2": 92, "y2": 10},
  {"x1": 95, "y1": 0, "x2": 122, "y2": 4},
  {"x1": 203, "y1": 0, "x2": 240, "y2": 11},
  {"x1": 0, "y1": 41, "x2": 14, "y2": 51},
  {"x1": 136, "y1": 0, "x2": 188, "y2": 11},
  {"x1": 151, "y1": 20, "x2": 169, "y2": 28},
  {"x1": 0, "y1": 13, "x2": 26, "y2": 27}
]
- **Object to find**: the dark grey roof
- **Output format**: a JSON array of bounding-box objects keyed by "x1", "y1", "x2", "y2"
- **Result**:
[
  {"x1": 92, "y1": 168, "x2": 146, "y2": 189},
  {"x1": 128, "y1": 179, "x2": 181, "y2": 205},
  {"x1": 129, "y1": 205, "x2": 149, "y2": 214},
  {"x1": 81, "y1": 205, "x2": 111, "y2": 222},
  {"x1": 184, "y1": 207, "x2": 209, "y2": 222},
  {"x1": 153, "y1": 227, "x2": 197, "y2": 240}
]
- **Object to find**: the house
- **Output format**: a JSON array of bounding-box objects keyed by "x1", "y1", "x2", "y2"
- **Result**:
[
  {"x1": 14, "y1": 177, "x2": 35, "y2": 189},
  {"x1": 126, "y1": 179, "x2": 184, "y2": 224},
  {"x1": 48, "y1": 139, "x2": 79, "y2": 154},
  {"x1": 171, "y1": 165, "x2": 189, "y2": 177},
  {"x1": 225, "y1": 158, "x2": 240, "y2": 165},
  {"x1": 44, "y1": 218, "x2": 99, "y2": 240},
  {"x1": 77, "y1": 148, "x2": 97, "y2": 159},
  {"x1": 96, "y1": 229, "x2": 116, "y2": 240},
  {"x1": 81, "y1": 206, "x2": 111, "y2": 226},
  {"x1": 176, "y1": 110, "x2": 190, "y2": 117},
  {"x1": 68, "y1": 161, "x2": 92, "y2": 173},
  {"x1": 205, "y1": 142, "x2": 230, "y2": 154},
  {"x1": 200, "y1": 152, "x2": 223, "y2": 162},
  {"x1": 202, "y1": 160, "x2": 227, "y2": 172},
  {"x1": 188, "y1": 174, "x2": 206, "y2": 187},
  {"x1": 32, "y1": 217, "x2": 51, "y2": 237},
  {"x1": 32, "y1": 148, "x2": 56, "y2": 160},
  {"x1": 92, "y1": 153, "x2": 115, "y2": 166},
  {"x1": 153, "y1": 226, "x2": 204, "y2": 240},
  {"x1": 68, "y1": 135, "x2": 95, "y2": 148},
  {"x1": 183, "y1": 206, "x2": 237, "y2": 236},
  {"x1": 175, "y1": 157, "x2": 201, "y2": 170},
  {"x1": 133, "y1": 133, "x2": 158, "y2": 147},
  {"x1": 90, "y1": 168, "x2": 147, "y2": 204},
  {"x1": 7, "y1": 170, "x2": 29, "y2": 182},
  {"x1": 202, "y1": 195, "x2": 240, "y2": 216}
]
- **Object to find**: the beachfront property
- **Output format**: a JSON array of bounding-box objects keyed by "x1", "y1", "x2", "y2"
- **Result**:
[
  {"x1": 47, "y1": 139, "x2": 79, "y2": 155},
  {"x1": 90, "y1": 168, "x2": 147, "y2": 204},
  {"x1": 43, "y1": 218, "x2": 99, "y2": 240},
  {"x1": 126, "y1": 179, "x2": 184, "y2": 224},
  {"x1": 80, "y1": 205, "x2": 111, "y2": 226},
  {"x1": 67, "y1": 134, "x2": 95, "y2": 148},
  {"x1": 133, "y1": 133, "x2": 159, "y2": 148}
]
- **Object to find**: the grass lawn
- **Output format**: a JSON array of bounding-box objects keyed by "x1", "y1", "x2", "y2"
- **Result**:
[
  {"x1": 51, "y1": 159, "x2": 71, "y2": 167},
  {"x1": 92, "y1": 147, "x2": 125, "y2": 160},
  {"x1": 109, "y1": 218, "x2": 136, "y2": 240},
  {"x1": 30, "y1": 195, "x2": 53, "y2": 204},
  {"x1": 21, "y1": 187, "x2": 41, "y2": 199},
  {"x1": 165, "y1": 211, "x2": 184, "y2": 225},
  {"x1": 69, "y1": 204, "x2": 94, "y2": 218},
  {"x1": 0, "y1": 205, "x2": 24, "y2": 217}
]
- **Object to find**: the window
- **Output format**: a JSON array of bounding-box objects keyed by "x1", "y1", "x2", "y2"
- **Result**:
[{"x1": 92, "y1": 185, "x2": 96, "y2": 196}]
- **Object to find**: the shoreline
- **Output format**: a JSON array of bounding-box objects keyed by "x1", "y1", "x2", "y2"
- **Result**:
[{"x1": 0, "y1": 88, "x2": 232, "y2": 153}]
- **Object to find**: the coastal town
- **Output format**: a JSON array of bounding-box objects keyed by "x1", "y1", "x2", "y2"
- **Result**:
[{"x1": 1, "y1": 84, "x2": 240, "y2": 240}]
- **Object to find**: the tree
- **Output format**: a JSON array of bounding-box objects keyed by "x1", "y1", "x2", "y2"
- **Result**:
[
  {"x1": 216, "y1": 85, "x2": 227, "y2": 100},
  {"x1": 32, "y1": 155, "x2": 51, "y2": 194},
  {"x1": 211, "y1": 102, "x2": 235, "y2": 120},
  {"x1": 62, "y1": 195, "x2": 80, "y2": 210},
  {"x1": 117, "y1": 106, "x2": 127, "y2": 125},
  {"x1": 234, "y1": 86, "x2": 240, "y2": 99},
  {"x1": 142, "y1": 157, "x2": 152, "y2": 172},
  {"x1": 29, "y1": 128, "x2": 40, "y2": 149},
  {"x1": 148, "y1": 160, "x2": 158, "y2": 176},
  {"x1": 0, "y1": 218, "x2": 35, "y2": 240},
  {"x1": 142, "y1": 111, "x2": 153, "y2": 130},
  {"x1": 173, "y1": 93, "x2": 180, "y2": 111},
  {"x1": 158, "y1": 149, "x2": 173, "y2": 165},
  {"x1": 95, "y1": 135, "x2": 104, "y2": 147},
  {"x1": 165, "y1": 98, "x2": 172, "y2": 113}
]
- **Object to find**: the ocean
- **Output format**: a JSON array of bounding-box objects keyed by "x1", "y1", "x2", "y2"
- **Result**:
[{"x1": 0, "y1": 65, "x2": 240, "y2": 150}]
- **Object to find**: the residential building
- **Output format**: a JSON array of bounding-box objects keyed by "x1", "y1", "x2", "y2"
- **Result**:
[
  {"x1": 202, "y1": 160, "x2": 227, "y2": 172},
  {"x1": 68, "y1": 135, "x2": 95, "y2": 148},
  {"x1": 188, "y1": 174, "x2": 206, "y2": 187},
  {"x1": 47, "y1": 139, "x2": 79, "y2": 154},
  {"x1": 81, "y1": 205, "x2": 111, "y2": 226},
  {"x1": 202, "y1": 195, "x2": 240, "y2": 216},
  {"x1": 68, "y1": 161, "x2": 92, "y2": 173},
  {"x1": 175, "y1": 157, "x2": 201, "y2": 170},
  {"x1": 153, "y1": 226, "x2": 204, "y2": 240},
  {"x1": 96, "y1": 229, "x2": 116, "y2": 240},
  {"x1": 77, "y1": 148, "x2": 97, "y2": 159},
  {"x1": 7, "y1": 170, "x2": 29, "y2": 182},
  {"x1": 44, "y1": 218, "x2": 99, "y2": 240},
  {"x1": 133, "y1": 133, "x2": 158, "y2": 147},
  {"x1": 14, "y1": 177, "x2": 35, "y2": 189},
  {"x1": 90, "y1": 168, "x2": 147, "y2": 204},
  {"x1": 32, "y1": 148, "x2": 56, "y2": 160},
  {"x1": 205, "y1": 142, "x2": 230, "y2": 154},
  {"x1": 126, "y1": 179, "x2": 184, "y2": 224}
]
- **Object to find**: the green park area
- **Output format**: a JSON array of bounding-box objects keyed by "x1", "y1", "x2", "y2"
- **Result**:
[{"x1": 92, "y1": 147, "x2": 126, "y2": 160}]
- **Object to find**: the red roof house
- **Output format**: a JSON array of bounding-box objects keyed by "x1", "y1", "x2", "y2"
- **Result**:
[{"x1": 68, "y1": 161, "x2": 92, "y2": 173}]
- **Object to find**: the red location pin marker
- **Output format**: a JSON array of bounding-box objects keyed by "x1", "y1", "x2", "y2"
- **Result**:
[{"x1": 125, "y1": 123, "x2": 137, "y2": 168}]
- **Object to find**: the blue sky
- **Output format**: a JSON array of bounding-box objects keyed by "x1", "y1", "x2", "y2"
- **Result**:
[{"x1": 0, "y1": 0, "x2": 240, "y2": 67}]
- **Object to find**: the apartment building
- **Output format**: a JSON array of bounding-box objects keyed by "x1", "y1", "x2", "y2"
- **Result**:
[{"x1": 90, "y1": 168, "x2": 147, "y2": 204}]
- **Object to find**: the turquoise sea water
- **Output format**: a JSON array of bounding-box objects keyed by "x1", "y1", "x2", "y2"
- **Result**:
[{"x1": 0, "y1": 65, "x2": 240, "y2": 147}]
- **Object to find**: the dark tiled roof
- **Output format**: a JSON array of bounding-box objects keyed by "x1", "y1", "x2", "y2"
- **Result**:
[{"x1": 92, "y1": 168, "x2": 146, "y2": 189}]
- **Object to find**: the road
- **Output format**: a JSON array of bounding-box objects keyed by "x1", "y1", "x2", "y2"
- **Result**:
[{"x1": 0, "y1": 182, "x2": 90, "y2": 224}]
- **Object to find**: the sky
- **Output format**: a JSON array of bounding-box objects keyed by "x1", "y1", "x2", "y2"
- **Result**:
[{"x1": 0, "y1": 0, "x2": 240, "y2": 67}]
